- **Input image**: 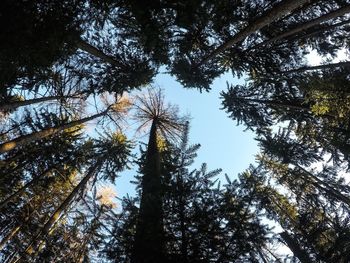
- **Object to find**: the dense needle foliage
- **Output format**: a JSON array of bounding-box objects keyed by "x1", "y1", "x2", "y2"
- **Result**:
[{"x1": 1, "y1": 1, "x2": 350, "y2": 262}]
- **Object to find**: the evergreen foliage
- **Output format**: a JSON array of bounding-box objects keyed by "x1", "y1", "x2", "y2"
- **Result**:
[{"x1": 1, "y1": 1, "x2": 350, "y2": 262}]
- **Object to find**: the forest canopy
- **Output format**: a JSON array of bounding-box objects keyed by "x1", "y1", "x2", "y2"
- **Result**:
[{"x1": 1, "y1": 0, "x2": 350, "y2": 262}]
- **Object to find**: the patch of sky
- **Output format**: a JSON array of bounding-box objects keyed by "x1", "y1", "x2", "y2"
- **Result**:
[{"x1": 112, "y1": 70, "x2": 259, "y2": 199}]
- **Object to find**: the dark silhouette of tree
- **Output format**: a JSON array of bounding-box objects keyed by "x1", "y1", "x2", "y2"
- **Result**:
[
  {"x1": 11, "y1": 131, "x2": 132, "y2": 262},
  {"x1": 199, "y1": 0, "x2": 311, "y2": 65},
  {"x1": 1, "y1": 1, "x2": 350, "y2": 262},
  {"x1": 222, "y1": 67, "x2": 350, "y2": 167},
  {"x1": 0, "y1": 95, "x2": 130, "y2": 153},
  {"x1": 131, "y1": 88, "x2": 186, "y2": 263},
  {"x1": 103, "y1": 123, "x2": 274, "y2": 263}
]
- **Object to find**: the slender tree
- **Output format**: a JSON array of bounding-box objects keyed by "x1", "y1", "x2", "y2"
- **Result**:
[
  {"x1": 14, "y1": 132, "x2": 132, "y2": 262},
  {"x1": 247, "y1": 5, "x2": 350, "y2": 52},
  {"x1": 199, "y1": 0, "x2": 310, "y2": 65},
  {"x1": 131, "y1": 88, "x2": 186, "y2": 263},
  {"x1": 0, "y1": 94, "x2": 130, "y2": 153}
]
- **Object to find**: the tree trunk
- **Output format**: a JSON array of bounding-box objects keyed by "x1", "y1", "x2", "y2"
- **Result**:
[
  {"x1": 257, "y1": 248, "x2": 269, "y2": 263},
  {"x1": 0, "y1": 109, "x2": 109, "y2": 153},
  {"x1": 0, "y1": 225, "x2": 21, "y2": 251},
  {"x1": 131, "y1": 119, "x2": 165, "y2": 263},
  {"x1": 249, "y1": 5, "x2": 350, "y2": 51},
  {"x1": 179, "y1": 194, "x2": 188, "y2": 263},
  {"x1": 265, "y1": 246, "x2": 283, "y2": 263},
  {"x1": 75, "y1": 37, "x2": 121, "y2": 66},
  {"x1": 234, "y1": 95, "x2": 339, "y2": 119},
  {"x1": 0, "y1": 168, "x2": 52, "y2": 210},
  {"x1": 0, "y1": 200, "x2": 39, "y2": 252},
  {"x1": 200, "y1": 0, "x2": 310, "y2": 65},
  {"x1": 287, "y1": 18, "x2": 350, "y2": 44},
  {"x1": 280, "y1": 61, "x2": 350, "y2": 75},
  {"x1": 296, "y1": 165, "x2": 350, "y2": 206},
  {"x1": 280, "y1": 231, "x2": 313, "y2": 263},
  {"x1": 21, "y1": 160, "x2": 102, "y2": 256},
  {"x1": 0, "y1": 95, "x2": 72, "y2": 112},
  {"x1": 238, "y1": 96, "x2": 310, "y2": 111},
  {"x1": 4, "y1": 250, "x2": 18, "y2": 263}
]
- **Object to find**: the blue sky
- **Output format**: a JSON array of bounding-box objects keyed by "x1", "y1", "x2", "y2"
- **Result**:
[{"x1": 113, "y1": 71, "x2": 259, "y2": 198}]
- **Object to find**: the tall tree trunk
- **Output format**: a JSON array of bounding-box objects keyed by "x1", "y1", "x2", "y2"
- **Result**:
[
  {"x1": 20, "y1": 160, "x2": 102, "y2": 258},
  {"x1": 0, "y1": 95, "x2": 75, "y2": 112},
  {"x1": 0, "y1": 226, "x2": 21, "y2": 251},
  {"x1": 179, "y1": 192, "x2": 188, "y2": 263},
  {"x1": 231, "y1": 95, "x2": 338, "y2": 119},
  {"x1": 132, "y1": 119, "x2": 165, "y2": 263},
  {"x1": 4, "y1": 250, "x2": 18, "y2": 263},
  {"x1": 75, "y1": 37, "x2": 121, "y2": 66},
  {"x1": 286, "y1": 18, "x2": 350, "y2": 44},
  {"x1": 237, "y1": 96, "x2": 310, "y2": 111},
  {"x1": 0, "y1": 168, "x2": 52, "y2": 209},
  {"x1": 0, "y1": 108, "x2": 109, "y2": 153},
  {"x1": 279, "y1": 61, "x2": 350, "y2": 75},
  {"x1": 264, "y1": 246, "x2": 283, "y2": 263},
  {"x1": 200, "y1": 0, "x2": 311, "y2": 65},
  {"x1": 257, "y1": 248, "x2": 269, "y2": 263},
  {"x1": 254, "y1": 61, "x2": 350, "y2": 79},
  {"x1": 0, "y1": 200, "x2": 39, "y2": 252},
  {"x1": 248, "y1": 5, "x2": 350, "y2": 51},
  {"x1": 280, "y1": 231, "x2": 313, "y2": 263},
  {"x1": 296, "y1": 165, "x2": 350, "y2": 206}
]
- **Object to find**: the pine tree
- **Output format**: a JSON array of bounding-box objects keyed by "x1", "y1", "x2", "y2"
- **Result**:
[
  {"x1": 11, "y1": 132, "x2": 132, "y2": 262},
  {"x1": 131, "y1": 88, "x2": 185, "y2": 263},
  {"x1": 104, "y1": 123, "x2": 274, "y2": 263}
]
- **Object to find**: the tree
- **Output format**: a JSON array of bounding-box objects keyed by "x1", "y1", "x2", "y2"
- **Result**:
[
  {"x1": 104, "y1": 123, "x2": 274, "y2": 263},
  {"x1": 0, "y1": 0, "x2": 84, "y2": 93},
  {"x1": 221, "y1": 67, "x2": 350, "y2": 166},
  {"x1": 1, "y1": 0, "x2": 157, "y2": 101},
  {"x1": 0, "y1": 94, "x2": 131, "y2": 153},
  {"x1": 131, "y1": 88, "x2": 186, "y2": 263},
  {"x1": 12, "y1": 131, "x2": 132, "y2": 262},
  {"x1": 199, "y1": 0, "x2": 311, "y2": 65},
  {"x1": 170, "y1": 0, "x2": 350, "y2": 89},
  {"x1": 0, "y1": 121, "x2": 87, "y2": 257},
  {"x1": 245, "y1": 5, "x2": 350, "y2": 52},
  {"x1": 257, "y1": 130, "x2": 350, "y2": 206}
]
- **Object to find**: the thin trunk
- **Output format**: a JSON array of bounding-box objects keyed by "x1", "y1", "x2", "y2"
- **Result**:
[
  {"x1": 4, "y1": 250, "x2": 18, "y2": 263},
  {"x1": 75, "y1": 210, "x2": 102, "y2": 263},
  {"x1": 280, "y1": 231, "x2": 313, "y2": 263},
  {"x1": 287, "y1": 18, "x2": 350, "y2": 44},
  {"x1": 249, "y1": 5, "x2": 350, "y2": 51},
  {"x1": 280, "y1": 61, "x2": 350, "y2": 75},
  {"x1": 257, "y1": 248, "x2": 269, "y2": 263},
  {"x1": 0, "y1": 168, "x2": 52, "y2": 209},
  {"x1": 0, "y1": 200, "x2": 39, "y2": 252},
  {"x1": 265, "y1": 246, "x2": 283, "y2": 263},
  {"x1": 296, "y1": 165, "x2": 350, "y2": 206},
  {"x1": 0, "y1": 226, "x2": 21, "y2": 251},
  {"x1": 235, "y1": 95, "x2": 338, "y2": 119},
  {"x1": 0, "y1": 95, "x2": 70, "y2": 112},
  {"x1": 175, "y1": 160, "x2": 188, "y2": 262},
  {"x1": 179, "y1": 194, "x2": 188, "y2": 263},
  {"x1": 0, "y1": 108, "x2": 109, "y2": 153},
  {"x1": 239, "y1": 96, "x2": 310, "y2": 111},
  {"x1": 75, "y1": 37, "x2": 121, "y2": 66},
  {"x1": 200, "y1": 0, "x2": 310, "y2": 65},
  {"x1": 132, "y1": 119, "x2": 165, "y2": 263},
  {"x1": 20, "y1": 161, "x2": 102, "y2": 258}
]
